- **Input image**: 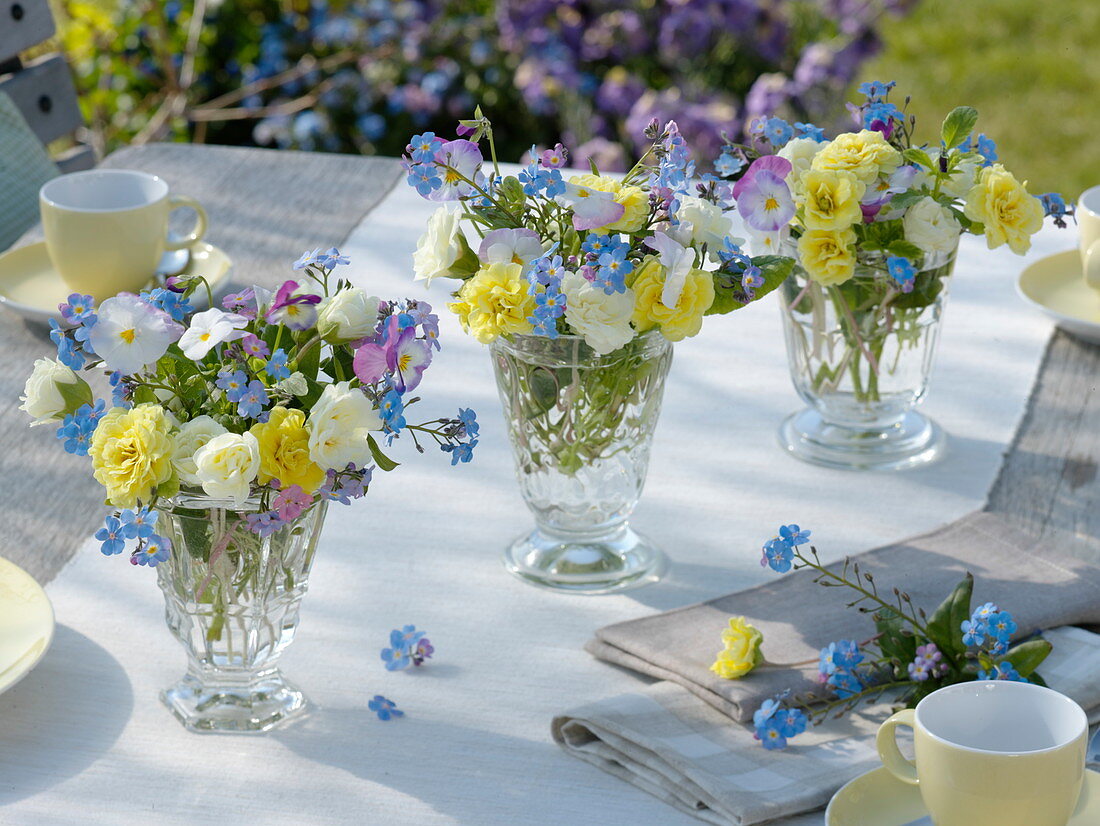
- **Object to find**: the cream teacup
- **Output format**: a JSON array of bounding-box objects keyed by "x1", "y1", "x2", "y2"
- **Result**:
[
  {"x1": 39, "y1": 170, "x2": 207, "y2": 301},
  {"x1": 1079, "y1": 185, "x2": 1100, "y2": 291},
  {"x1": 877, "y1": 681, "x2": 1087, "y2": 826}
]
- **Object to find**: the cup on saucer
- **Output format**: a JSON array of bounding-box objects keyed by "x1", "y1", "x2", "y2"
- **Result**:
[
  {"x1": 876, "y1": 680, "x2": 1087, "y2": 826},
  {"x1": 1080, "y1": 185, "x2": 1100, "y2": 290},
  {"x1": 39, "y1": 169, "x2": 207, "y2": 301}
]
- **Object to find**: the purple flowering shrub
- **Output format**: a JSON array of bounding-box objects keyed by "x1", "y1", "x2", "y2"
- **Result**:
[
  {"x1": 62, "y1": 0, "x2": 917, "y2": 165},
  {"x1": 751, "y1": 525, "x2": 1051, "y2": 749}
]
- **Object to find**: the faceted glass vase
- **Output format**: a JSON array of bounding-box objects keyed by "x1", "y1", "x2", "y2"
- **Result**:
[
  {"x1": 778, "y1": 244, "x2": 957, "y2": 471},
  {"x1": 490, "y1": 331, "x2": 672, "y2": 594},
  {"x1": 156, "y1": 491, "x2": 328, "y2": 733}
]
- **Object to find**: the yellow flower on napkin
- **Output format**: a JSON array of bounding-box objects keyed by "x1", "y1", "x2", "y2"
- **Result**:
[
  {"x1": 963, "y1": 163, "x2": 1044, "y2": 255},
  {"x1": 449, "y1": 261, "x2": 535, "y2": 343},
  {"x1": 90, "y1": 403, "x2": 176, "y2": 508},
  {"x1": 710, "y1": 616, "x2": 764, "y2": 680}
]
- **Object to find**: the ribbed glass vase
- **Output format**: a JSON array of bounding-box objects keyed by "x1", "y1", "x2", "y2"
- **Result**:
[
  {"x1": 490, "y1": 331, "x2": 672, "y2": 594},
  {"x1": 156, "y1": 491, "x2": 327, "y2": 733}
]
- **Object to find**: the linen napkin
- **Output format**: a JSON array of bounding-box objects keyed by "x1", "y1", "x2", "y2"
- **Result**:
[
  {"x1": 587, "y1": 512, "x2": 1100, "y2": 723},
  {"x1": 553, "y1": 626, "x2": 1100, "y2": 826}
]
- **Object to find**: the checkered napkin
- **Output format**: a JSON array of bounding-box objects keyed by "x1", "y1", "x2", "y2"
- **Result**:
[
  {"x1": 0, "y1": 90, "x2": 59, "y2": 251},
  {"x1": 552, "y1": 626, "x2": 1100, "y2": 826}
]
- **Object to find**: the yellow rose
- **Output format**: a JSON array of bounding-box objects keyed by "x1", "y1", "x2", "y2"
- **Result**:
[
  {"x1": 89, "y1": 403, "x2": 176, "y2": 508},
  {"x1": 630, "y1": 258, "x2": 715, "y2": 342},
  {"x1": 449, "y1": 261, "x2": 536, "y2": 343},
  {"x1": 569, "y1": 173, "x2": 649, "y2": 233},
  {"x1": 811, "y1": 130, "x2": 902, "y2": 186},
  {"x1": 799, "y1": 169, "x2": 866, "y2": 230},
  {"x1": 709, "y1": 616, "x2": 764, "y2": 680},
  {"x1": 250, "y1": 406, "x2": 326, "y2": 494},
  {"x1": 963, "y1": 163, "x2": 1044, "y2": 255},
  {"x1": 797, "y1": 227, "x2": 857, "y2": 286}
]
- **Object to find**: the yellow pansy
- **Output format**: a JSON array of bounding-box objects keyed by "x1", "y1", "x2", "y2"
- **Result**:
[
  {"x1": 569, "y1": 173, "x2": 649, "y2": 233},
  {"x1": 630, "y1": 258, "x2": 715, "y2": 342},
  {"x1": 811, "y1": 130, "x2": 902, "y2": 186},
  {"x1": 89, "y1": 403, "x2": 176, "y2": 508},
  {"x1": 709, "y1": 617, "x2": 765, "y2": 680},
  {"x1": 963, "y1": 163, "x2": 1044, "y2": 255},
  {"x1": 449, "y1": 261, "x2": 535, "y2": 343},
  {"x1": 250, "y1": 406, "x2": 326, "y2": 494},
  {"x1": 797, "y1": 227, "x2": 858, "y2": 287},
  {"x1": 799, "y1": 169, "x2": 866, "y2": 231}
]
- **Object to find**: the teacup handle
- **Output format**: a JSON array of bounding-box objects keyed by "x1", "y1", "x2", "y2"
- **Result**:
[
  {"x1": 165, "y1": 194, "x2": 208, "y2": 251},
  {"x1": 1084, "y1": 240, "x2": 1100, "y2": 291},
  {"x1": 876, "y1": 708, "x2": 919, "y2": 785}
]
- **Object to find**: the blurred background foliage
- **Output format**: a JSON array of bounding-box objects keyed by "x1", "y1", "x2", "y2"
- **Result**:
[{"x1": 49, "y1": 0, "x2": 1091, "y2": 196}]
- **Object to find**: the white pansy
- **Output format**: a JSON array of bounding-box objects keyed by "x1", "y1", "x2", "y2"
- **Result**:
[
  {"x1": 941, "y1": 156, "x2": 982, "y2": 199},
  {"x1": 903, "y1": 196, "x2": 961, "y2": 256},
  {"x1": 88, "y1": 293, "x2": 183, "y2": 375},
  {"x1": 778, "y1": 137, "x2": 824, "y2": 197},
  {"x1": 317, "y1": 287, "x2": 381, "y2": 342},
  {"x1": 744, "y1": 225, "x2": 790, "y2": 257},
  {"x1": 477, "y1": 227, "x2": 544, "y2": 265},
  {"x1": 193, "y1": 431, "x2": 260, "y2": 505},
  {"x1": 561, "y1": 271, "x2": 635, "y2": 356},
  {"x1": 676, "y1": 196, "x2": 735, "y2": 250},
  {"x1": 178, "y1": 308, "x2": 250, "y2": 361},
  {"x1": 19, "y1": 358, "x2": 87, "y2": 425},
  {"x1": 306, "y1": 381, "x2": 383, "y2": 470},
  {"x1": 172, "y1": 415, "x2": 228, "y2": 488},
  {"x1": 644, "y1": 230, "x2": 695, "y2": 309},
  {"x1": 413, "y1": 206, "x2": 465, "y2": 285}
]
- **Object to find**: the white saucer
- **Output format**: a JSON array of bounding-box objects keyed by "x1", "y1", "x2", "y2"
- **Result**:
[
  {"x1": 0, "y1": 556, "x2": 54, "y2": 697},
  {"x1": 0, "y1": 240, "x2": 233, "y2": 324},
  {"x1": 826, "y1": 765, "x2": 1100, "y2": 825},
  {"x1": 1017, "y1": 249, "x2": 1100, "y2": 344}
]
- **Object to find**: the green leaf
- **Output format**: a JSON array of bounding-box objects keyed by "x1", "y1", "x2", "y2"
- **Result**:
[
  {"x1": 589, "y1": 157, "x2": 600, "y2": 176},
  {"x1": 886, "y1": 240, "x2": 924, "y2": 261},
  {"x1": 926, "y1": 573, "x2": 973, "y2": 659},
  {"x1": 56, "y1": 375, "x2": 94, "y2": 416},
  {"x1": 902, "y1": 147, "x2": 935, "y2": 169},
  {"x1": 888, "y1": 190, "x2": 927, "y2": 213},
  {"x1": 1003, "y1": 638, "x2": 1053, "y2": 678},
  {"x1": 941, "y1": 106, "x2": 978, "y2": 150},
  {"x1": 367, "y1": 434, "x2": 400, "y2": 472},
  {"x1": 875, "y1": 608, "x2": 919, "y2": 668},
  {"x1": 706, "y1": 256, "x2": 794, "y2": 316},
  {"x1": 526, "y1": 367, "x2": 560, "y2": 418}
]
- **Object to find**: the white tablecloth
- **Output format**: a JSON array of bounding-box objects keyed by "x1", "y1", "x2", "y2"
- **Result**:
[{"x1": 0, "y1": 174, "x2": 1071, "y2": 824}]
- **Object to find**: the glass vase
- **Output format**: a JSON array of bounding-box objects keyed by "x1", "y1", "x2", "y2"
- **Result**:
[
  {"x1": 156, "y1": 491, "x2": 328, "y2": 733},
  {"x1": 778, "y1": 244, "x2": 957, "y2": 470},
  {"x1": 489, "y1": 331, "x2": 672, "y2": 594}
]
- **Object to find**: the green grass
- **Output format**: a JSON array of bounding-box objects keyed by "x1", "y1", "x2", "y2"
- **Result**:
[{"x1": 862, "y1": 0, "x2": 1099, "y2": 198}]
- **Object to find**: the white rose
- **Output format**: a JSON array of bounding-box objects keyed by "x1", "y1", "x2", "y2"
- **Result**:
[
  {"x1": 413, "y1": 206, "x2": 465, "y2": 285},
  {"x1": 19, "y1": 358, "x2": 89, "y2": 425},
  {"x1": 193, "y1": 431, "x2": 260, "y2": 505},
  {"x1": 172, "y1": 416, "x2": 229, "y2": 488},
  {"x1": 903, "y1": 196, "x2": 961, "y2": 257},
  {"x1": 676, "y1": 196, "x2": 735, "y2": 249},
  {"x1": 561, "y1": 272, "x2": 636, "y2": 356},
  {"x1": 317, "y1": 287, "x2": 381, "y2": 342},
  {"x1": 306, "y1": 381, "x2": 383, "y2": 470},
  {"x1": 941, "y1": 156, "x2": 981, "y2": 199},
  {"x1": 779, "y1": 137, "x2": 824, "y2": 197}
]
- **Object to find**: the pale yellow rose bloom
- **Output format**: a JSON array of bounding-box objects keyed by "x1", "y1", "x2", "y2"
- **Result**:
[
  {"x1": 797, "y1": 227, "x2": 858, "y2": 286},
  {"x1": 799, "y1": 169, "x2": 866, "y2": 231},
  {"x1": 811, "y1": 130, "x2": 902, "y2": 186},
  {"x1": 709, "y1": 616, "x2": 765, "y2": 679},
  {"x1": 963, "y1": 163, "x2": 1045, "y2": 255},
  {"x1": 449, "y1": 261, "x2": 535, "y2": 343},
  {"x1": 569, "y1": 173, "x2": 649, "y2": 233},
  {"x1": 90, "y1": 403, "x2": 177, "y2": 508},
  {"x1": 250, "y1": 406, "x2": 326, "y2": 494},
  {"x1": 630, "y1": 258, "x2": 715, "y2": 342}
]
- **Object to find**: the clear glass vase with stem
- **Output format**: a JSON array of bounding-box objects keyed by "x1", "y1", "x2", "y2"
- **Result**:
[
  {"x1": 778, "y1": 243, "x2": 957, "y2": 470},
  {"x1": 156, "y1": 490, "x2": 328, "y2": 733},
  {"x1": 490, "y1": 330, "x2": 673, "y2": 594}
]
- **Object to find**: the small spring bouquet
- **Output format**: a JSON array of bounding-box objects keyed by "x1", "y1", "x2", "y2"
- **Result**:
[
  {"x1": 728, "y1": 526, "x2": 1051, "y2": 750},
  {"x1": 20, "y1": 249, "x2": 479, "y2": 567}
]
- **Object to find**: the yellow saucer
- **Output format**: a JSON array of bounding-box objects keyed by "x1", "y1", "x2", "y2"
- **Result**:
[
  {"x1": 0, "y1": 240, "x2": 233, "y2": 324},
  {"x1": 1017, "y1": 248, "x2": 1100, "y2": 345},
  {"x1": 826, "y1": 765, "x2": 1100, "y2": 825},
  {"x1": 0, "y1": 556, "x2": 54, "y2": 696}
]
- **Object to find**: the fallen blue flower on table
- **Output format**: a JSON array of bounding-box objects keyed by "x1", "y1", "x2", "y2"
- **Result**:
[
  {"x1": 369, "y1": 695, "x2": 404, "y2": 721},
  {"x1": 381, "y1": 625, "x2": 434, "y2": 671}
]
